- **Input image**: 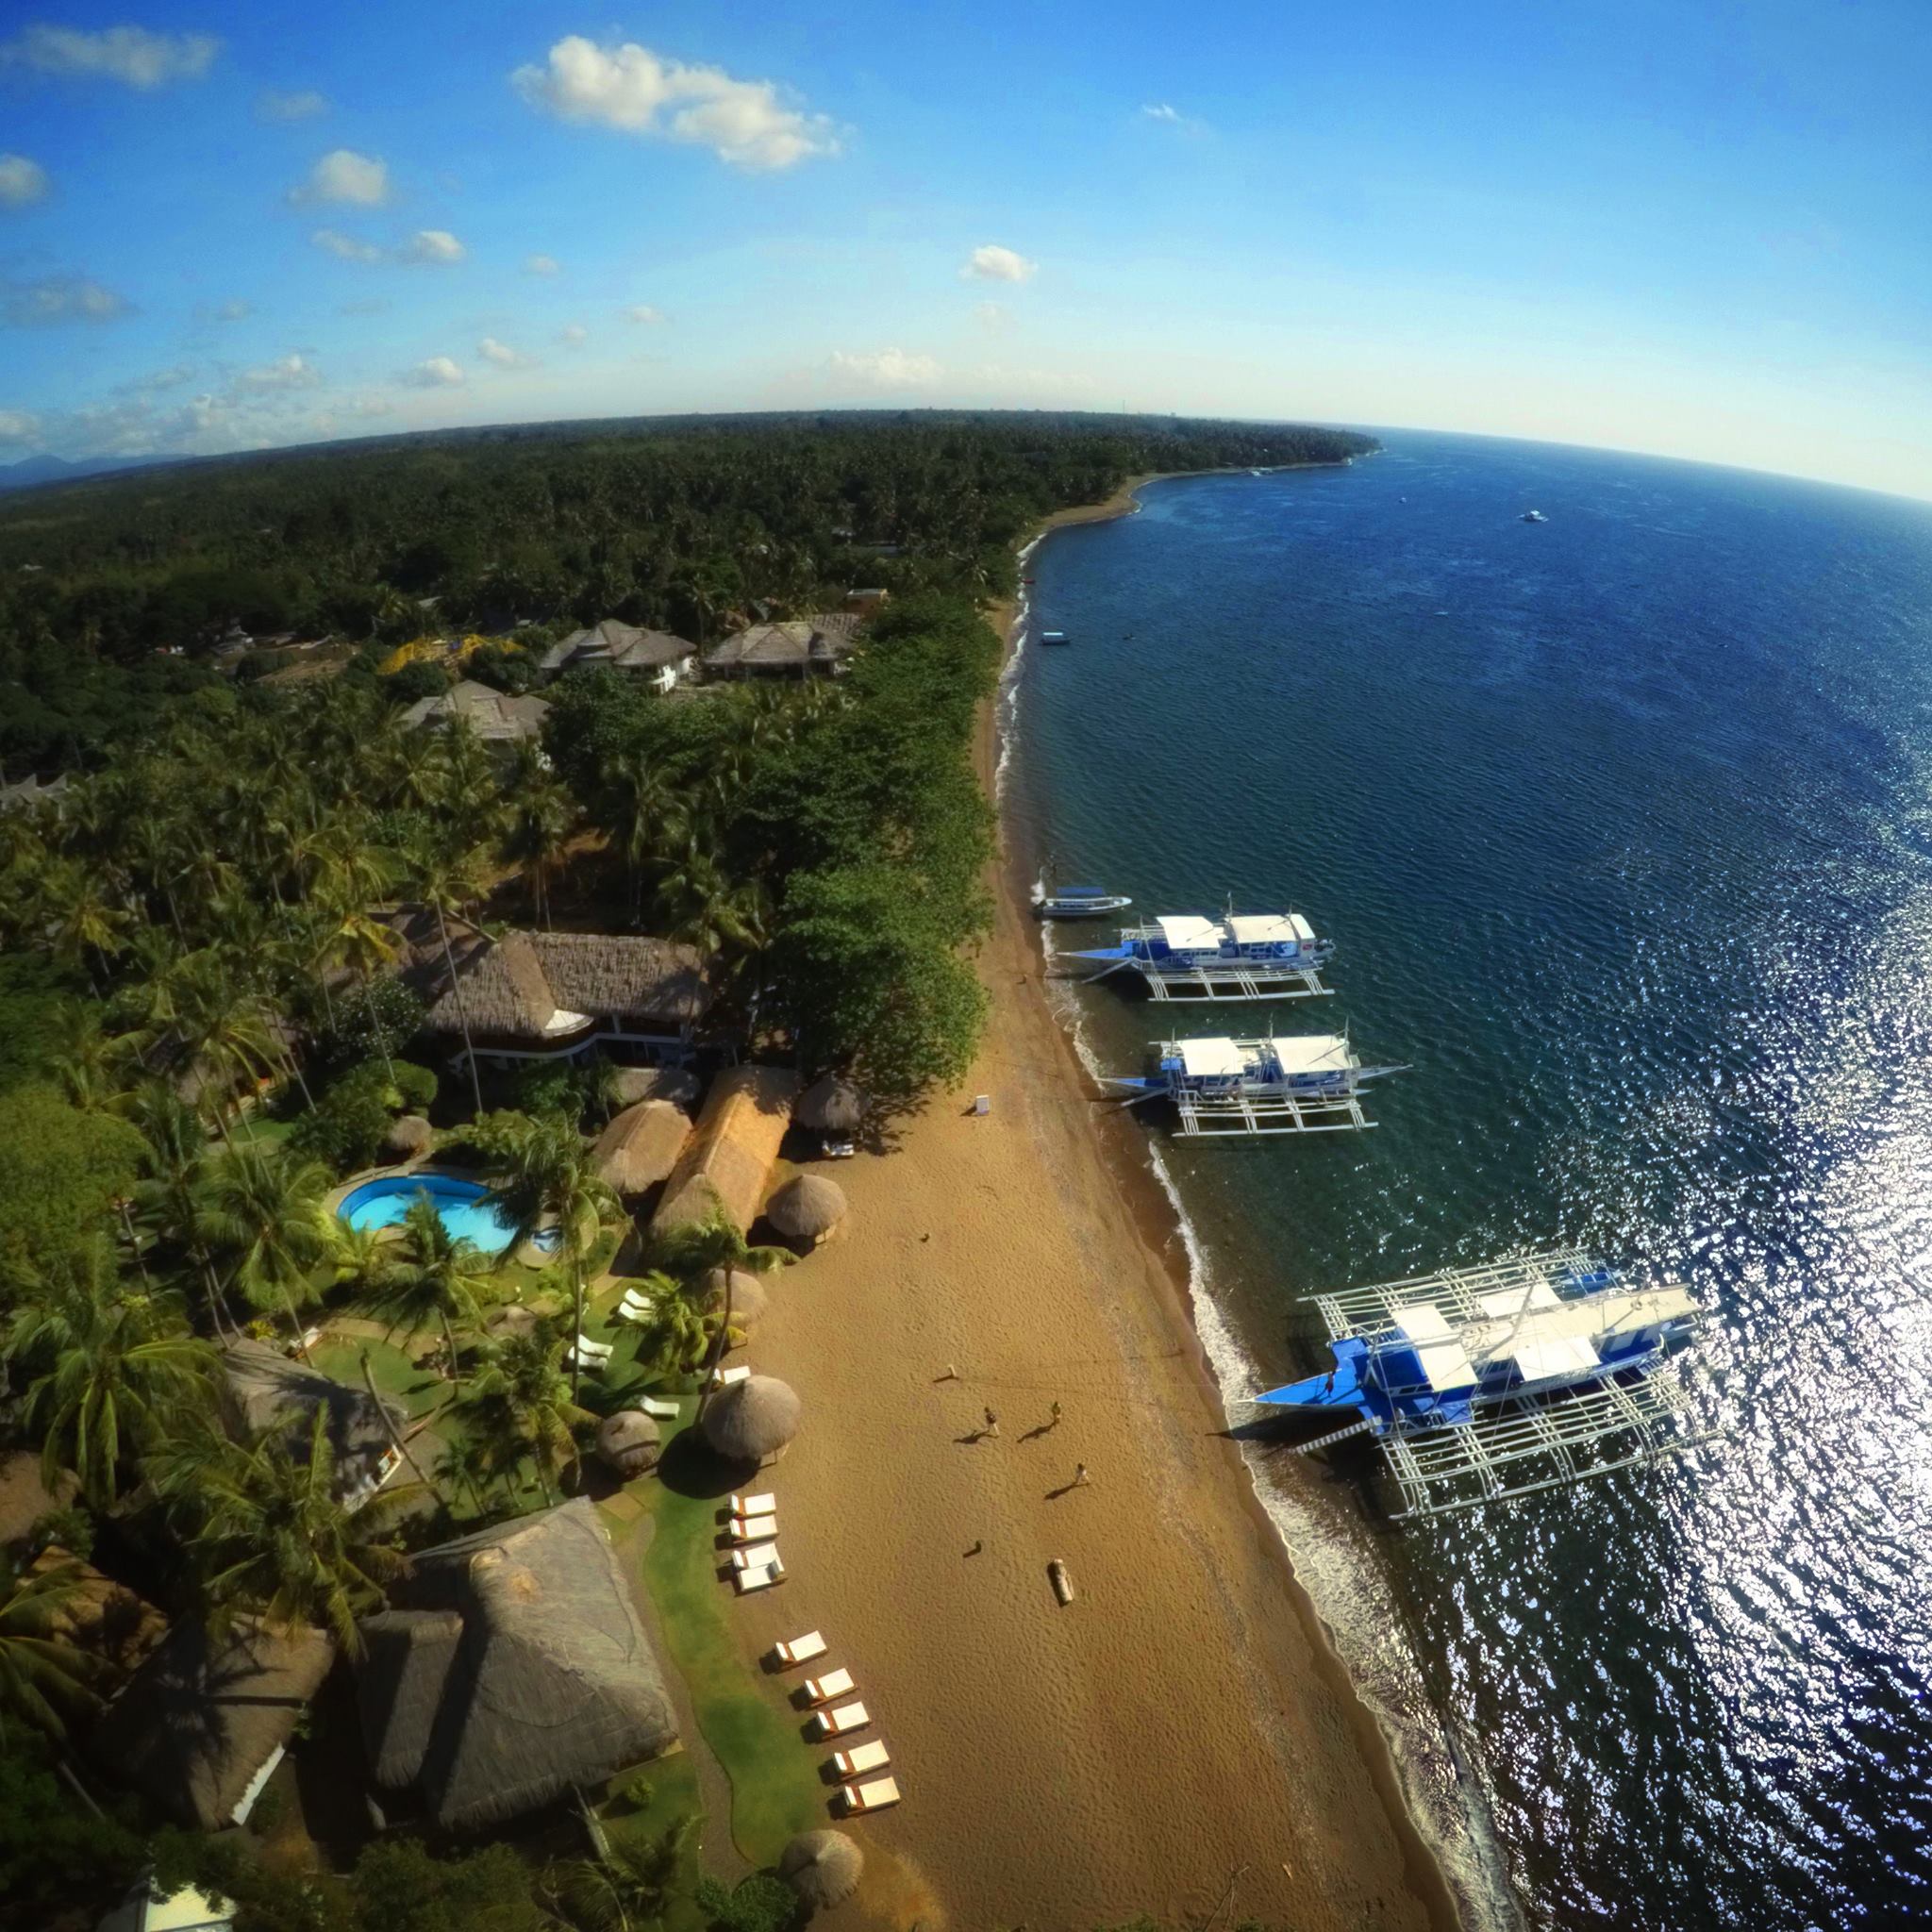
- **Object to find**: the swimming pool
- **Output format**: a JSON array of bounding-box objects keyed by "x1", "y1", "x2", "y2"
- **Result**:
[{"x1": 337, "y1": 1173, "x2": 557, "y2": 1257}]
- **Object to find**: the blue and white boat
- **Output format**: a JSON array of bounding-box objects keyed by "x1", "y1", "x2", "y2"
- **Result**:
[
  {"x1": 1071, "y1": 910, "x2": 1335, "y2": 1001},
  {"x1": 1108, "y1": 1031, "x2": 1406, "y2": 1135},
  {"x1": 1031, "y1": 867, "x2": 1131, "y2": 920},
  {"x1": 1254, "y1": 1248, "x2": 1716, "y2": 1518}
]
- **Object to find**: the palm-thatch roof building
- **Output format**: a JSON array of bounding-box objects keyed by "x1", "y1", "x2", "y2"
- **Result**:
[
  {"x1": 701, "y1": 1374, "x2": 802, "y2": 1466},
  {"x1": 355, "y1": 1498, "x2": 677, "y2": 1830},
  {"x1": 780, "y1": 1829, "x2": 864, "y2": 1908},
  {"x1": 651, "y1": 1064, "x2": 799, "y2": 1236},
  {"x1": 540, "y1": 620, "x2": 696, "y2": 691},
  {"x1": 92, "y1": 1616, "x2": 336, "y2": 1830},
  {"x1": 400, "y1": 678, "x2": 550, "y2": 747},
  {"x1": 702, "y1": 613, "x2": 862, "y2": 681},
  {"x1": 766, "y1": 1174, "x2": 848, "y2": 1249},
  {"x1": 592, "y1": 1099, "x2": 691, "y2": 1199},
  {"x1": 796, "y1": 1074, "x2": 867, "y2": 1136},
  {"x1": 219, "y1": 1341, "x2": 405, "y2": 1509}
]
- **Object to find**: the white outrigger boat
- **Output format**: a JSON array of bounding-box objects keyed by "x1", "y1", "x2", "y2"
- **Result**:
[
  {"x1": 1255, "y1": 1248, "x2": 1716, "y2": 1519},
  {"x1": 1031, "y1": 864, "x2": 1131, "y2": 920},
  {"x1": 1070, "y1": 910, "x2": 1335, "y2": 1001},
  {"x1": 1108, "y1": 1031, "x2": 1407, "y2": 1136}
]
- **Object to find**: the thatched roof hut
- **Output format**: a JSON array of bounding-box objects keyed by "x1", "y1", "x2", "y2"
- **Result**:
[
  {"x1": 652, "y1": 1065, "x2": 800, "y2": 1236},
  {"x1": 780, "y1": 1829, "x2": 864, "y2": 1908},
  {"x1": 796, "y1": 1074, "x2": 867, "y2": 1135},
  {"x1": 385, "y1": 1113, "x2": 433, "y2": 1159},
  {"x1": 701, "y1": 1374, "x2": 802, "y2": 1465},
  {"x1": 418, "y1": 929, "x2": 712, "y2": 1045},
  {"x1": 355, "y1": 1498, "x2": 677, "y2": 1831},
  {"x1": 595, "y1": 1409, "x2": 661, "y2": 1478},
  {"x1": 592, "y1": 1100, "x2": 691, "y2": 1197},
  {"x1": 220, "y1": 1341, "x2": 405, "y2": 1503},
  {"x1": 93, "y1": 1616, "x2": 335, "y2": 1830},
  {"x1": 702, "y1": 1267, "x2": 768, "y2": 1333},
  {"x1": 767, "y1": 1174, "x2": 848, "y2": 1247}
]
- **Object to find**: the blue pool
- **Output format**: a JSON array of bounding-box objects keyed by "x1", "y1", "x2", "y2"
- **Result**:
[{"x1": 337, "y1": 1173, "x2": 556, "y2": 1256}]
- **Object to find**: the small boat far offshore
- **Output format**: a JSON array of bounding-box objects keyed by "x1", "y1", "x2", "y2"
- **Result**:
[
  {"x1": 1040, "y1": 628, "x2": 1071, "y2": 645},
  {"x1": 1520, "y1": 508, "x2": 1547, "y2": 523},
  {"x1": 1108, "y1": 1031, "x2": 1407, "y2": 1136},
  {"x1": 1252, "y1": 1249, "x2": 1715, "y2": 1520},
  {"x1": 1070, "y1": 910, "x2": 1335, "y2": 1001}
]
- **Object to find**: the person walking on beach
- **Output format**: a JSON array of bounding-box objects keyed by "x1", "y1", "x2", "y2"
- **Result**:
[
  {"x1": 1074, "y1": 1462, "x2": 1090, "y2": 1487},
  {"x1": 1049, "y1": 1401, "x2": 1062, "y2": 1428},
  {"x1": 983, "y1": 1407, "x2": 1000, "y2": 1440}
]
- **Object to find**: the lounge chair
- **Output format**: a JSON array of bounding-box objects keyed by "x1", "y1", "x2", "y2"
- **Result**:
[
  {"x1": 730, "y1": 1491, "x2": 775, "y2": 1518},
  {"x1": 809, "y1": 1700, "x2": 869, "y2": 1740},
  {"x1": 837, "y1": 1775, "x2": 901, "y2": 1815},
  {"x1": 729, "y1": 1541, "x2": 778, "y2": 1571},
  {"x1": 735, "y1": 1559, "x2": 785, "y2": 1593},
  {"x1": 640, "y1": 1397, "x2": 679, "y2": 1421},
  {"x1": 832, "y1": 1739, "x2": 891, "y2": 1778},
  {"x1": 575, "y1": 1332, "x2": 614, "y2": 1357},
  {"x1": 727, "y1": 1514, "x2": 777, "y2": 1543},
  {"x1": 774, "y1": 1630, "x2": 826, "y2": 1667},
  {"x1": 708, "y1": 1363, "x2": 750, "y2": 1390},
  {"x1": 803, "y1": 1668, "x2": 855, "y2": 1706},
  {"x1": 564, "y1": 1345, "x2": 606, "y2": 1374}
]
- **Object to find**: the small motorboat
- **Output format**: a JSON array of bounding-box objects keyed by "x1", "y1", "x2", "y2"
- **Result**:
[
  {"x1": 1040, "y1": 628, "x2": 1070, "y2": 645},
  {"x1": 1520, "y1": 509, "x2": 1547, "y2": 524},
  {"x1": 1032, "y1": 867, "x2": 1131, "y2": 920}
]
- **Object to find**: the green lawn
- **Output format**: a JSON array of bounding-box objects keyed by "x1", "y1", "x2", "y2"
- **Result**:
[
  {"x1": 308, "y1": 1333, "x2": 449, "y2": 1424},
  {"x1": 595, "y1": 1752, "x2": 708, "y2": 1932}
]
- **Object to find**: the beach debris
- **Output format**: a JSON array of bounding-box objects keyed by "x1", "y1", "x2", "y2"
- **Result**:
[
  {"x1": 974, "y1": 1093, "x2": 991, "y2": 1116},
  {"x1": 779, "y1": 1829, "x2": 864, "y2": 1908},
  {"x1": 1049, "y1": 1558, "x2": 1075, "y2": 1606},
  {"x1": 766, "y1": 1173, "x2": 848, "y2": 1248},
  {"x1": 702, "y1": 1374, "x2": 803, "y2": 1465}
]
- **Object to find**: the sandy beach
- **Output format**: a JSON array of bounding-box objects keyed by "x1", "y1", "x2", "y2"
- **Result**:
[{"x1": 725, "y1": 505, "x2": 1459, "y2": 1930}]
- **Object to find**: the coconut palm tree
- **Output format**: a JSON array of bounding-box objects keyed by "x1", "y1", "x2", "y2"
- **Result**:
[
  {"x1": 408, "y1": 838, "x2": 493, "y2": 1117},
  {"x1": 593, "y1": 746, "x2": 677, "y2": 921},
  {"x1": 0, "y1": 1556, "x2": 102, "y2": 1746},
  {"x1": 172, "y1": 952, "x2": 289, "y2": 1144},
  {"x1": 128, "y1": 1083, "x2": 235, "y2": 1337},
  {"x1": 490, "y1": 1118, "x2": 618, "y2": 1402},
  {"x1": 6, "y1": 1238, "x2": 217, "y2": 1506},
  {"x1": 543, "y1": 1819, "x2": 696, "y2": 1932},
  {"x1": 196, "y1": 1142, "x2": 328, "y2": 1357},
  {"x1": 41, "y1": 858, "x2": 128, "y2": 999},
  {"x1": 354, "y1": 1196, "x2": 490, "y2": 1390},
  {"x1": 652, "y1": 1210, "x2": 791, "y2": 1421},
  {"x1": 454, "y1": 1330, "x2": 588, "y2": 1505},
  {"x1": 499, "y1": 743, "x2": 576, "y2": 929}
]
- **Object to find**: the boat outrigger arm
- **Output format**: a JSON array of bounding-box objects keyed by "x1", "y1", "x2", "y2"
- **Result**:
[{"x1": 1254, "y1": 1248, "x2": 1720, "y2": 1519}]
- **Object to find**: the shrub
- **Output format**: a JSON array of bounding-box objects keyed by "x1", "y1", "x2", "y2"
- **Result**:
[
  {"x1": 315, "y1": 979, "x2": 426, "y2": 1074},
  {"x1": 26, "y1": 1504, "x2": 94, "y2": 1561},
  {"x1": 391, "y1": 1061, "x2": 438, "y2": 1112},
  {"x1": 696, "y1": 1874, "x2": 801, "y2": 1932},
  {"x1": 289, "y1": 1062, "x2": 393, "y2": 1174}
]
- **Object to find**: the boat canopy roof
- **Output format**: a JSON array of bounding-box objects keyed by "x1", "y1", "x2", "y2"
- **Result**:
[
  {"x1": 1268, "y1": 1034, "x2": 1354, "y2": 1075},
  {"x1": 1176, "y1": 1038, "x2": 1247, "y2": 1078},
  {"x1": 1058, "y1": 886, "x2": 1110, "y2": 898},
  {"x1": 1392, "y1": 1302, "x2": 1477, "y2": 1391},
  {"x1": 1156, "y1": 914, "x2": 1223, "y2": 950},
  {"x1": 1227, "y1": 913, "x2": 1316, "y2": 945}
]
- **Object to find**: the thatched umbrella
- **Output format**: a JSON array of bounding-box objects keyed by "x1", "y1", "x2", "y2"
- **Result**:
[
  {"x1": 701, "y1": 1374, "x2": 801, "y2": 1465},
  {"x1": 779, "y1": 1829, "x2": 864, "y2": 1910},
  {"x1": 767, "y1": 1174, "x2": 847, "y2": 1248},
  {"x1": 384, "y1": 1113, "x2": 433, "y2": 1159},
  {"x1": 797, "y1": 1074, "x2": 867, "y2": 1136},
  {"x1": 595, "y1": 1409, "x2": 660, "y2": 1478},
  {"x1": 702, "y1": 1267, "x2": 769, "y2": 1335}
]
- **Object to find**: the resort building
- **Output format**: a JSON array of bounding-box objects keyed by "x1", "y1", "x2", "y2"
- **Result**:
[
  {"x1": 702, "y1": 611, "x2": 863, "y2": 681},
  {"x1": 355, "y1": 1498, "x2": 679, "y2": 1830},
  {"x1": 396, "y1": 913, "x2": 715, "y2": 1072},
  {"x1": 540, "y1": 618, "x2": 697, "y2": 691},
  {"x1": 219, "y1": 1340, "x2": 407, "y2": 1509},
  {"x1": 400, "y1": 677, "x2": 551, "y2": 748},
  {"x1": 92, "y1": 1616, "x2": 336, "y2": 1831},
  {"x1": 651, "y1": 1062, "x2": 799, "y2": 1235}
]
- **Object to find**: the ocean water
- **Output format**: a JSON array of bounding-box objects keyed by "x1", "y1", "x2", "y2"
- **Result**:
[{"x1": 1003, "y1": 434, "x2": 1932, "y2": 1932}]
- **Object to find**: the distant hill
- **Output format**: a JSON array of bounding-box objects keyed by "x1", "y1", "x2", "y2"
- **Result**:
[{"x1": 0, "y1": 452, "x2": 168, "y2": 493}]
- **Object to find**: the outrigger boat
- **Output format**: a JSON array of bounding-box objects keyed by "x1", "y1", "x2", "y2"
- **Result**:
[
  {"x1": 1255, "y1": 1248, "x2": 1716, "y2": 1519},
  {"x1": 1071, "y1": 909, "x2": 1335, "y2": 1001},
  {"x1": 1108, "y1": 1031, "x2": 1406, "y2": 1136},
  {"x1": 1031, "y1": 862, "x2": 1131, "y2": 920}
]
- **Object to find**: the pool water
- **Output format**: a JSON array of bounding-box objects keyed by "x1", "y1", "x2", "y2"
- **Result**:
[{"x1": 337, "y1": 1173, "x2": 556, "y2": 1256}]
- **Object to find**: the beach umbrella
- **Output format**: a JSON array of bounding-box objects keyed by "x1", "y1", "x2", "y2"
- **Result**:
[
  {"x1": 595, "y1": 1409, "x2": 661, "y2": 1478},
  {"x1": 701, "y1": 1374, "x2": 802, "y2": 1465},
  {"x1": 778, "y1": 1829, "x2": 864, "y2": 1909},
  {"x1": 767, "y1": 1174, "x2": 847, "y2": 1248},
  {"x1": 796, "y1": 1074, "x2": 867, "y2": 1136},
  {"x1": 384, "y1": 1113, "x2": 433, "y2": 1159},
  {"x1": 702, "y1": 1267, "x2": 769, "y2": 1334}
]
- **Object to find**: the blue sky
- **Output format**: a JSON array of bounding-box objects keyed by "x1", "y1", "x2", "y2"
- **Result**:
[{"x1": 1, "y1": 3, "x2": 1927, "y2": 497}]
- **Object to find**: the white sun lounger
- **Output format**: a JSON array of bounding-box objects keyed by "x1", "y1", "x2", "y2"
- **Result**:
[
  {"x1": 640, "y1": 1397, "x2": 679, "y2": 1421},
  {"x1": 810, "y1": 1700, "x2": 870, "y2": 1740},
  {"x1": 730, "y1": 1491, "x2": 774, "y2": 1518},
  {"x1": 730, "y1": 1541, "x2": 779, "y2": 1572},
  {"x1": 838, "y1": 1775, "x2": 901, "y2": 1814},
  {"x1": 803, "y1": 1668, "x2": 856, "y2": 1706},
  {"x1": 565, "y1": 1345, "x2": 606, "y2": 1374},
  {"x1": 774, "y1": 1630, "x2": 826, "y2": 1667},
  {"x1": 574, "y1": 1332, "x2": 614, "y2": 1357},
  {"x1": 708, "y1": 1363, "x2": 751, "y2": 1390},
  {"x1": 832, "y1": 1739, "x2": 891, "y2": 1778},
  {"x1": 735, "y1": 1559, "x2": 785, "y2": 1593},
  {"x1": 728, "y1": 1514, "x2": 777, "y2": 1544}
]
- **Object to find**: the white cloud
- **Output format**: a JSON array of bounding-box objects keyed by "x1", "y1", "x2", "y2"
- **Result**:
[
  {"x1": 558, "y1": 323, "x2": 588, "y2": 345},
  {"x1": 974, "y1": 300, "x2": 1010, "y2": 331},
  {"x1": 258, "y1": 88, "x2": 327, "y2": 122},
  {"x1": 232, "y1": 353, "x2": 321, "y2": 393},
  {"x1": 1142, "y1": 103, "x2": 1180, "y2": 122},
  {"x1": 525, "y1": 253, "x2": 560, "y2": 275},
  {"x1": 349, "y1": 395, "x2": 392, "y2": 417},
  {"x1": 1, "y1": 25, "x2": 220, "y2": 89},
  {"x1": 962, "y1": 244, "x2": 1036, "y2": 283},
  {"x1": 211, "y1": 298, "x2": 251, "y2": 322},
  {"x1": 478, "y1": 336, "x2": 535, "y2": 368},
  {"x1": 405, "y1": 356, "x2": 464, "y2": 388},
  {"x1": 122, "y1": 361, "x2": 195, "y2": 392},
  {"x1": 0, "y1": 153, "x2": 51, "y2": 208},
  {"x1": 2, "y1": 275, "x2": 131, "y2": 325},
  {"x1": 402, "y1": 228, "x2": 465, "y2": 264},
  {"x1": 623, "y1": 304, "x2": 664, "y2": 325},
  {"x1": 289, "y1": 148, "x2": 389, "y2": 207},
  {"x1": 511, "y1": 35, "x2": 839, "y2": 171},
  {"x1": 311, "y1": 228, "x2": 385, "y2": 263},
  {"x1": 829, "y1": 347, "x2": 941, "y2": 389},
  {"x1": 0, "y1": 408, "x2": 38, "y2": 442}
]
